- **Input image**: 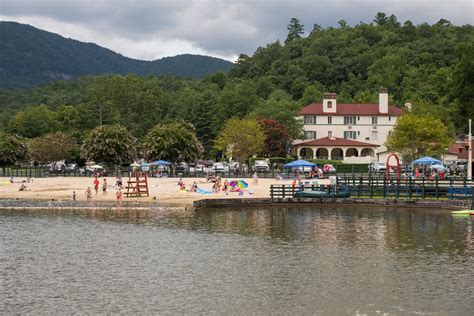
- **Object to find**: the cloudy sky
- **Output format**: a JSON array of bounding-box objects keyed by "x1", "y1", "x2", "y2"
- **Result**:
[{"x1": 1, "y1": 0, "x2": 472, "y2": 61}]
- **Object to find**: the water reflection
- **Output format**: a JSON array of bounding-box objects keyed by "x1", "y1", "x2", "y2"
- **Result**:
[{"x1": 1, "y1": 205, "x2": 473, "y2": 314}]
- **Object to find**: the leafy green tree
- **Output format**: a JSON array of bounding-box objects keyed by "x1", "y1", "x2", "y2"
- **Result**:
[
  {"x1": 81, "y1": 124, "x2": 136, "y2": 165},
  {"x1": 217, "y1": 80, "x2": 260, "y2": 121},
  {"x1": 30, "y1": 132, "x2": 78, "y2": 164},
  {"x1": 250, "y1": 90, "x2": 304, "y2": 140},
  {"x1": 386, "y1": 114, "x2": 453, "y2": 162},
  {"x1": 300, "y1": 85, "x2": 323, "y2": 105},
  {"x1": 54, "y1": 105, "x2": 81, "y2": 133},
  {"x1": 9, "y1": 105, "x2": 56, "y2": 138},
  {"x1": 214, "y1": 117, "x2": 264, "y2": 163},
  {"x1": 451, "y1": 42, "x2": 474, "y2": 132},
  {"x1": 286, "y1": 18, "x2": 304, "y2": 43},
  {"x1": 0, "y1": 133, "x2": 29, "y2": 169},
  {"x1": 373, "y1": 12, "x2": 388, "y2": 26},
  {"x1": 142, "y1": 122, "x2": 203, "y2": 162}
]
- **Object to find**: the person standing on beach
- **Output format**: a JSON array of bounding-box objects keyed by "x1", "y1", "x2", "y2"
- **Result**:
[
  {"x1": 93, "y1": 177, "x2": 99, "y2": 194},
  {"x1": 72, "y1": 191, "x2": 76, "y2": 201},
  {"x1": 102, "y1": 178, "x2": 108, "y2": 194},
  {"x1": 115, "y1": 188, "x2": 122, "y2": 204},
  {"x1": 253, "y1": 171, "x2": 258, "y2": 185},
  {"x1": 85, "y1": 187, "x2": 92, "y2": 201}
]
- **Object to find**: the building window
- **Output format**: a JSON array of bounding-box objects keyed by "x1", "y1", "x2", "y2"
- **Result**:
[
  {"x1": 372, "y1": 117, "x2": 378, "y2": 125},
  {"x1": 328, "y1": 117, "x2": 332, "y2": 124},
  {"x1": 344, "y1": 116, "x2": 356, "y2": 125},
  {"x1": 389, "y1": 116, "x2": 392, "y2": 121},
  {"x1": 371, "y1": 131, "x2": 378, "y2": 140},
  {"x1": 357, "y1": 131, "x2": 360, "y2": 135},
  {"x1": 305, "y1": 131, "x2": 317, "y2": 140},
  {"x1": 304, "y1": 115, "x2": 316, "y2": 125},
  {"x1": 327, "y1": 101, "x2": 332, "y2": 108},
  {"x1": 328, "y1": 131, "x2": 332, "y2": 138},
  {"x1": 344, "y1": 131, "x2": 356, "y2": 139}
]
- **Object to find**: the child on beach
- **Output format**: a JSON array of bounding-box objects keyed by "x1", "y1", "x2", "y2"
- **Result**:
[
  {"x1": 85, "y1": 187, "x2": 92, "y2": 201},
  {"x1": 115, "y1": 189, "x2": 122, "y2": 204},
  {"x1": 253, "y1": 171, "x2": 258, "y2": 185},
  {"x1": 102, "y1": 178, "x2": 108, "y2": 194}
]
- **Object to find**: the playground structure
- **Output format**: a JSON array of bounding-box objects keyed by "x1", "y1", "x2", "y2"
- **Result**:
[
  {"x1": 385, "y1": 153, "x2": 401, "y2": 181},
  {"x1": 124, "y1": 171, "x2": 149, "y2": 197}
]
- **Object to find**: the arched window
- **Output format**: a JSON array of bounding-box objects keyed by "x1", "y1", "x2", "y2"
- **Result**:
[
  {"x1": 327, "y1": 101, "x2": 332, "y2": 108},
  {"x1": 346, "y1": 148, "x2": 359, "y2": 157},
  {"x1": 331, "y1": 148, "x2": 343, "y2": 160},
  {"x1": 316, "y1": 148, "x2": 329, "y2": 159},
  {"x1": 361, "y1": 148, "x2": 375, "y2": 157},
  {"x1": 299, "y1": 148, "x2": 314, "y2": 159}
]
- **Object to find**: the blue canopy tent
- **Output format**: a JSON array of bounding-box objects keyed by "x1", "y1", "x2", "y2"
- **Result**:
[
  {"x1": 412, "y1": 157, "x2": 442, "y2": 165},
  {"x1": 284, "y1": 160, "x2": 317, "y2": 168},
  {"x1": 284, "y1": 160, "x2": 317, "y2": 172},
  {"x1": 150, "y1": 160, "x2": 172, "y2": 165}
]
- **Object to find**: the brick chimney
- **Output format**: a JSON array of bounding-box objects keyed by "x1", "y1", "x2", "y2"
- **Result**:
[
  {"x1": 379, "y1": 88, "x2": 388, "y2": 114},
  {"x1": 323, "y1": 93, "x2": 337, "y2": 113}
]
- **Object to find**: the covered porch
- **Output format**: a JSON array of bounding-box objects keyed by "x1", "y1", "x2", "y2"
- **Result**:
[{"x1": 294, "y1": 137, "x2": 379, "y2": 164}]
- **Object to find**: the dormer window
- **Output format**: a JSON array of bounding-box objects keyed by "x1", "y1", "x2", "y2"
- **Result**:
[{"x1": 327, "y1": 101, "x2": 332, "y2": 108}]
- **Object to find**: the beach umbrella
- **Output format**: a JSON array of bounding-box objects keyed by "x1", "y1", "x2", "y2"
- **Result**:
[
  {"x1": 230, "y1": 180, "x2": 248, "y2": 191},
  {"x1": 412, "y1": 157, "x2": 442, "y2": 165},
  {"x1": 150, "y1": 160, "x2": 172, "y2": 165},
  {"x1": 430, "y1": 164, "x2": 446, "y2": 171},
  {"x1": 130, "y1": 162, "x2": 141, "y2": 167}
]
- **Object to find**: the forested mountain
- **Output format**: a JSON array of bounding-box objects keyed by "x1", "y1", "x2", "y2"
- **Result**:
[
  {"x1": 0, "y1": 22, "x2": 234, "y2": 89},
  {"x1": 0, "y1": 14, "x2": 472, "y2": 158}
]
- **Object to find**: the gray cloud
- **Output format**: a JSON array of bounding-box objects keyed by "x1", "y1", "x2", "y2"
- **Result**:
[{"x1": 1, "y1": 0, "x2": 472, "y2": 61}]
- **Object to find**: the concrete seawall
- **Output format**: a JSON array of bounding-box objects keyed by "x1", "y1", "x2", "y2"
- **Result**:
[{"x1": 193, "y1": 197, "x2": 469, "y2": 210}]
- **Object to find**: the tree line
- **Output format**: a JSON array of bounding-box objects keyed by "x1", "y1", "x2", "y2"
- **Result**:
[{"x1": 0, "y1": 13, "x2": 472, "y2": 166}]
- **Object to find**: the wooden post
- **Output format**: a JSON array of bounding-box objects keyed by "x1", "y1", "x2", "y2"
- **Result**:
[
  {"x1": 383, "y1": 177, "x2": 387, "y2": 198},
  {"x1": 409, "y1": 177, "x2": 413, "y2": 200},
  {"x1": 270, "y1": 185, "x2": 274, "y2": 200},
  {"x1": 435, "y1": 176, "x2": 439, "y2": 199},
  {"x1": 282, "y1": 185, "x2": 285, "y2": 199}
]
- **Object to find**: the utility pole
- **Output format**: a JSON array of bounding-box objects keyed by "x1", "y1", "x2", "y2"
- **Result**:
[{"x1": 468, "y1": 119, "x2": 472, "y2": 180}]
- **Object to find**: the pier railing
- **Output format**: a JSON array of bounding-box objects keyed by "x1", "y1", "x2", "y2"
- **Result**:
[{"x1": 270, "y1": 177, "x2": 474, "y2": 205}]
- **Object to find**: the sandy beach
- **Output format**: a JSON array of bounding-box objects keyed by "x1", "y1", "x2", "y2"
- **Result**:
[{"x1": 0, "y1": 176, "x2": 331, "y2": 206}]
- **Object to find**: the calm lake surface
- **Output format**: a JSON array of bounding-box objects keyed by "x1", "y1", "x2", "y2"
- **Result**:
[{"x1": 1, "y1": 205, "x2": 473, "y2": 314}]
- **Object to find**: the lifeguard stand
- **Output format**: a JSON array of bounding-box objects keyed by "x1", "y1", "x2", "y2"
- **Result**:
[{"x1": 125, "y1": 171, "x2": 149, "y2": 197}]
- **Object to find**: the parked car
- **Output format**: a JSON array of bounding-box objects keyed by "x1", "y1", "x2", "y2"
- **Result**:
[
  {"x1": 253, "y1": 160, "x2": 270, "y2": 172},
  {"x1": 369, "y1": 162, "x2": 386, "y2": 173},
  {"x1": 176, "y1": 162, "x2": 189, "y2": 173},
  {"x1": 211, "y1": 162, "x2": 231, "y2": 173},
  {"x1": 454, "y1": 161, "x2": 467, "y2": 173},
  {"x1": 65, "y1": 163, "x2": 78, "y2": 172}
]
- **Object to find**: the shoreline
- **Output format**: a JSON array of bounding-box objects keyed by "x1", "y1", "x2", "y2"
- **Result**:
[{"x1": 1, "y1": 176, "x2": 308, "y2": 207}]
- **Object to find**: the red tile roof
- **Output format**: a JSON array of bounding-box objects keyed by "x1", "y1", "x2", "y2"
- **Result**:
[
  {"x1": 458, "y1": 140, "x2": 474, "y2": 159},
  {"x1": 446, "y1": 143, "x2": 464, "y2": 155},
  {"x1": 297, "y1": 136, "x2": 379, "y2": 147},
  {"x1": 299, "y1": 103, "x2": 403, "y2": 116}
]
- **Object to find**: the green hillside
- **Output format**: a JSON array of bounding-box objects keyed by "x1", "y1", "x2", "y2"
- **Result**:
[
  {"x1": 0, "y1": 21, "x2": 234, "y2": 89},
  {"x1": 0, "y1": 14, "x2": 472, "y2": 157}
]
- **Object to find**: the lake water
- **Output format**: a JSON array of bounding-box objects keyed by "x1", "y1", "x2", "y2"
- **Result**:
[{"x1": 1, "y1": 205, "x2": 473, "y2": 314}]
